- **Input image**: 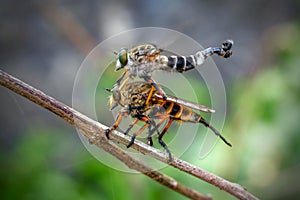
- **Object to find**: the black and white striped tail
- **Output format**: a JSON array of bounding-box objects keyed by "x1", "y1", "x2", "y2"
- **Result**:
[{"x1": 165, "y1": 39, "x2": 234, "y2": 73}]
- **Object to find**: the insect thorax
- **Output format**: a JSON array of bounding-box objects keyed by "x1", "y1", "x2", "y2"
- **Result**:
[
  {"x1": 121, "y1": 82, "x2": 153, "y2": 113},
  {"x1": 126, "y1": 44, "x2": 168, "y2": 78}
]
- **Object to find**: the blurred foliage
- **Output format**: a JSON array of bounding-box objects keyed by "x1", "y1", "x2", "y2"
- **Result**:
[
  {"x1": 1, "y1": 21, "x2": 300, "y2": 200},
  {"x1": 224, "y1": 23, "x2": 300, "y2": 199}
]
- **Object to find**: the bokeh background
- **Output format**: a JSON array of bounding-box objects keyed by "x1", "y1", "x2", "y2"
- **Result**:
[{"x1": 1, "y1": 0, "x2": 300, "y2": 199}]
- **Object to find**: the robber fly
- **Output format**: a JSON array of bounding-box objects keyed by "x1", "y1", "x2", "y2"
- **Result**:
[
  {"x1": 105, "y1": 79, "x2": 232, "y2": 161},
  {"x1": 113, "y1": 40, "x2": 233, "y2": 99}
]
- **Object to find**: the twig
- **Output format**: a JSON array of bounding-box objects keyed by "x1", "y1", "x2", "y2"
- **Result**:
[
  {"x1": 0, "y1": 70, "x2": 210, "y2": 200},
  {"x1": 0, "y1": 69, "x2": 259, "y2": 200}
]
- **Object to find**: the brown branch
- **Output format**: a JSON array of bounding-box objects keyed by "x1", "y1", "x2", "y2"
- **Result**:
[
  {"x1": 0, "y1": 69, "x2": 259, "y2": 200},
  {"x1": 0, "y1": 70, "x2": 210, "y2": 200}
]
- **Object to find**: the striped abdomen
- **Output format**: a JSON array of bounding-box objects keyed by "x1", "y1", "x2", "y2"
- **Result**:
[
  {"x1": 161, "y1": 40, "x2": 233, "y2": 73},
  {"x1": 161, "y1": 101, "x2": 201, "y2": 123},
  {"x1": 165, "y1": 55, "x2": 196, "y2": 73}
]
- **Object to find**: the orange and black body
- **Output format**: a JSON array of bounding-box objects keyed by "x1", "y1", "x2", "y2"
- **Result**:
[
  {"x1": 106, "y1": 80, "x2": 231, "y2": 161},
  {"x1": 150, "y1": 100, "x2": 203, "y2": 123}
]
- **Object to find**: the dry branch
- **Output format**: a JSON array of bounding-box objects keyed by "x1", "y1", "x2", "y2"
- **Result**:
[{"x1": 0, "y1": 69, "x2": 259, "y2": 200}]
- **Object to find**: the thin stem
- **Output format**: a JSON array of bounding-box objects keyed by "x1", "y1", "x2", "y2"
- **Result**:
[{"x1": 0, "y1": 70, "x2": 210, "y2": 200}]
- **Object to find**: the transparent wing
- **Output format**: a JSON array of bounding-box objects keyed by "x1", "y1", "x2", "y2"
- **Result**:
[
  {"x1": 154, "y1": 93, "x2": 215, "y2": 113},
  {"x1": 159, "y1": 48, "x2": 186, "y2": 58}
]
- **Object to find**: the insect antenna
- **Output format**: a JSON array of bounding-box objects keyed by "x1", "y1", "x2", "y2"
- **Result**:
[{"x1": 199, "y1": 117, "x2": 232, "y2": 147}]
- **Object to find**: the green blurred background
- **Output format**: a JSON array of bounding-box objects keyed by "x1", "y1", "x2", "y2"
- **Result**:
[{"x1": 1, "y1": 1, "x2": 300, "y2": 199}]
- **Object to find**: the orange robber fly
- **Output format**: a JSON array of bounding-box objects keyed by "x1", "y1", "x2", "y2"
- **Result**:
[{"x1": 105, "y1": 79, "x2": 231, "y2": 161}]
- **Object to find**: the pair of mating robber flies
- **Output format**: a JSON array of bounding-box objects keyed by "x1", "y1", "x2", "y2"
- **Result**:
[{"x1": 105, "y1": 39, "x2": 233, "y2": 161}]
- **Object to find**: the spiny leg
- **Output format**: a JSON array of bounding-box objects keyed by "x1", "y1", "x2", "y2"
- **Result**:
[
  {"x1": 158, "y1": 118, "x2": 174, "y2": 161},
  {"x1": 199, "y1": 117, "x2": 232, "y2": 147}
]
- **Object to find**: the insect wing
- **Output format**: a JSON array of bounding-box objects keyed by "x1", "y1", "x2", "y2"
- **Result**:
[
  {"x1": 158, "y1": 48, "x2": 186, "y2": 61},
  {"x1": 154, "y1": 93, "x2": 215, "y2": 113}
]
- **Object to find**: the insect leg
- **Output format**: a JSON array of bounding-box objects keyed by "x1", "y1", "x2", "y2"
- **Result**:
[
  {"x1": 117, "y1": 76, "x2": 130, "y2": 91},
  {"x1": 127, "y1": 122, "x2": 150, "y2": 148},
  {"x1": 145, "y1": 84, "x2": 155, "y2": 105},
  {"x1": 198, "y1": 117, "x2": 232, "y2": 147},
  {"x1": 105, "y1": 111, "x2": 128, "y2": 139},
  {"x1": 124, "y1": 118, "x2": 139, "y2": 135},
  {"x1": 158, "y1": 118, "x2": 174, "y2": 161},
  {"x1": 148, "y1": 112, "x2": 170, "y2": 137},
  {"x1": 147, "y1": 119, "x2": 164, "y2": 146},
  {"x1": 147, "y1": 120, "x2": 156, "y2": 146},
  {"x1": 126, "y1": 115, "x2": 151, "y2": 148},
  {"x1": 116, "y1": 69, "x2": 129, "y2": 85},
  {"x1": 144, "y1": 77, "x2": 167, "y2": 100}
]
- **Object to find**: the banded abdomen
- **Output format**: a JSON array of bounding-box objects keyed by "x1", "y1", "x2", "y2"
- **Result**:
[
  {"x1": 158, "y1": 39, "x2": 233, "y2": 73},
  {"x1": 156, "y1": 101, "x2": 202, "y2": 123}
]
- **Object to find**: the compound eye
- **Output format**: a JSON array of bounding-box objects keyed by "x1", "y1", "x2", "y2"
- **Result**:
[{"x1": 117, "y1": 48, "x2": 128, "y2": 68}]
